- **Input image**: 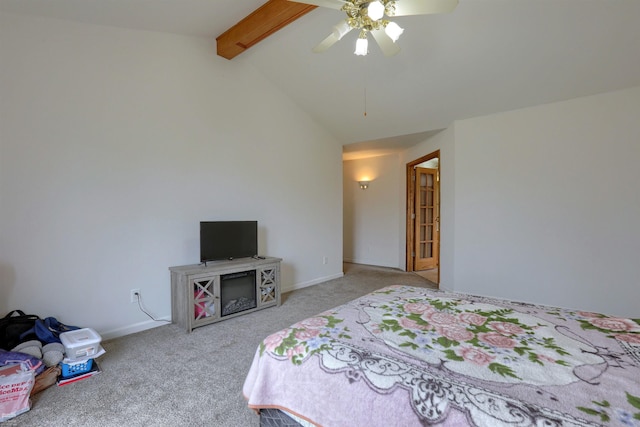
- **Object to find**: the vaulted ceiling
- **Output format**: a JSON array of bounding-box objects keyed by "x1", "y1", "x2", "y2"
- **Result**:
[{"x1": 2, "y1": 0, "x2": 640, "y2": 154}]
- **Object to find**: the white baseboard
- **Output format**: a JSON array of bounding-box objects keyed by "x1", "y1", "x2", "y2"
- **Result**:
[
  {"x1": 343, "y1": 258, "x2": 399, "y2": 269},
  {"x1": 281, "y1": 272, "x2": 344, "y2": 294},
  {"x1": 100, "y1": 316, "x2": 171, "y2": 341},
  {"x1": 102, "y1": 273, "x2": 345, "y2": 340},
  {"x1": 438, "y1": 284, "x2": 453, "y2": 292}
]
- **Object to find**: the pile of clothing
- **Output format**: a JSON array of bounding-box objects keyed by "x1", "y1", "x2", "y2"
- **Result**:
[
  {"x1": 1, "y1": 310, "x2": 79, "y2": 368},
  {"x1": 6, "y1": 340, "x2": 64, "y2": 369},
  {"x1": 0, "y1": 310, "x2": 80, "y2": 421}
]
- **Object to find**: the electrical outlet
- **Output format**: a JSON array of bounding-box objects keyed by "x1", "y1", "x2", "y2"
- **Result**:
[
  {"x1": 130, "y1": 289, "x2": 140, "y2": 303},
  {"x1": 323, "y1": 256, "x2": 328, "y2": 265}
]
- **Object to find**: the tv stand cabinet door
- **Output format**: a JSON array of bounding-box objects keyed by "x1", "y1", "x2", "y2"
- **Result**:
[
  {"x1": 189, "y1": 274, "x2": 220, "y2": 330},
  {"x1": 257, "y1": 263, "x2": 280, "y2": 308}
]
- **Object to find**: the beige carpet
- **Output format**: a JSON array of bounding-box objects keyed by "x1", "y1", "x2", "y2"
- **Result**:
[
  {"x1": 413, "y1": 268, "x2": 438, "y2": 285},
  {"x1": 13, "y1": 263, "x2": 435, "y2": 427}
]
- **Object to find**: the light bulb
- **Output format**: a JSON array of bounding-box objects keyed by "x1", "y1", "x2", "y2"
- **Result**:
[
  {"x1": 355, "y1": 36, "x2": 369, "y2": 56},
  {"x1": 385, "y1": 21, "x2": 404, "y2": 42},
  {"x1": 367, "y1": 1, "x2": 385, "y2": 21}
]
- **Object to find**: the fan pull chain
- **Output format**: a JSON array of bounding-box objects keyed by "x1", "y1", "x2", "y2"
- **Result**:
[
  {"x1": 364, "y1": 86, "x2": 367, "y2": 117},
  {"x1": 363, "y1": 56, "x2": 368, "y2": 117}
]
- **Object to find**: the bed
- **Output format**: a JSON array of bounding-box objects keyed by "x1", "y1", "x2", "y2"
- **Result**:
[{"x1": 243, "y1": 285, "x2": 640, "y2": 426}]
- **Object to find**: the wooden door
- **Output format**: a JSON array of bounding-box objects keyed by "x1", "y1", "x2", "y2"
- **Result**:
[{"x1": 414, "y1": 167, "x2": 439, "y2": 270}]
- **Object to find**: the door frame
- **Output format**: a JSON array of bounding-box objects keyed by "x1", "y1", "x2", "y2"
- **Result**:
[{"x1": 406, "y1": 150, "x2": 440, "y2": 280}]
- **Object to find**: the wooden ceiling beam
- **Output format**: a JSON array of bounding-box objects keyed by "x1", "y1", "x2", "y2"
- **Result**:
[{"x1": 216, "y1": 0, "x2": 317, "y2": 60}]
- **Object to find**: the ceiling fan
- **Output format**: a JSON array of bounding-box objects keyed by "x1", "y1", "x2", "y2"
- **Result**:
[{"x1": 288, "y1": 0, "x2": 458, "y2": 56}]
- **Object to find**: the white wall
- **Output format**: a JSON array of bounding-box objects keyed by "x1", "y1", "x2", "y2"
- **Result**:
[
  {"x1": 343, "y1": 154, "x2": 401, "y2": 268},
  {"x1": 0, "y1": 13, "x2": 343, "y2": 339},
  {"x1": 352, "y1": 86, "x2": 640, "y2": 319},
  {"x1": 452, "y1": 86, "x2": 640, "y2": 317}
]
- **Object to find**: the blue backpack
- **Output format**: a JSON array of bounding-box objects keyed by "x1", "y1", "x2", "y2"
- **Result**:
[{"x1": 21, "y1": 317, "x2": 80, "y2": 344}]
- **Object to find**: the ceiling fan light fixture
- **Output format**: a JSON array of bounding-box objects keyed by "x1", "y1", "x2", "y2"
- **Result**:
[
  {"x1": 384, "y1": 1, "x2": 397, "y2": 17},
  {"x1": 367, "y1": 1, "x2": 385, "y2": 21},
  {"x1": 298, "y1": 0, "x2": 458, "y2": 56},
  {"x1": 384, "y1": 21, "x2": 404, "y2": 42},
  {"x1": 355, "y1": 33, "x2": 369, "y2": 56}
]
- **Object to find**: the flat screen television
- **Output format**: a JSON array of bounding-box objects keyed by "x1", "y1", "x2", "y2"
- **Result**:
[{"x1": 200, "y1": 221, "x2": 258, "y2": 263}]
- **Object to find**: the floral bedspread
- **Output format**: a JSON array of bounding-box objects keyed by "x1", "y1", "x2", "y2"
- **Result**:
[{"x1": 243, "y1": 285, "x2": 640, "y2": 426}]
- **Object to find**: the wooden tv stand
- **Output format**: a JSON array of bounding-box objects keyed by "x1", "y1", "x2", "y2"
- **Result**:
[{"x1": 169, "y1": 257, "x2": 281, "y2": 332}]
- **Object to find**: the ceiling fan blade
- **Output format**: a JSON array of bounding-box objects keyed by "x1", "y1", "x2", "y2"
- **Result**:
[
  {"x1": 312, "y1": 33, "x2": 341, "y2": 53},
  {"x1": 371, "y1": 29, "x2": 401, "y2": 56},
  {"x1": 389, "y1": 0, "x2": 458, "y2": 16},
  {"x1": 288, "y1": 0, "x2": 346, "y2": 11},
  {"x1": 312, "y1": 21, "x2": 352, "y2": 53}
]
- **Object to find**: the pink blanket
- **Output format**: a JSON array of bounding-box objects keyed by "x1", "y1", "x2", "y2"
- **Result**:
[{"x1": 244, "y1": 285, "x2": 640, "y2": 426}]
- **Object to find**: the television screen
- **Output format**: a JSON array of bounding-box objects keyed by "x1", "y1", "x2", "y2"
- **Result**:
[{"x1": 200, "y1": 221, "x2": 258, "y2": 262}]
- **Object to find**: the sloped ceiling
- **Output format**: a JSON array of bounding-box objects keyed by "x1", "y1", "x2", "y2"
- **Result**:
[{"x1": 2, "y1": 0, "x2": 640, "y2": 154}]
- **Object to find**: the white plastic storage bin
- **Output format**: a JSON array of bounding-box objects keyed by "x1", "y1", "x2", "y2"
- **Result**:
[{"x1": 60, "y1": 328, "x2": 102, "y2": 360}]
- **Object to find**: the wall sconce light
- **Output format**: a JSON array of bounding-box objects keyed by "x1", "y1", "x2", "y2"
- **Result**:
[{"x1": 358, "y1": 180, "x2": 370, "y2": 190}]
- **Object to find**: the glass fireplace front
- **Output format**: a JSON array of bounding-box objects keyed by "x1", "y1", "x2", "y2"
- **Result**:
[{"x1": 220, "y1": 270, "x2": 257, "y2": 316}]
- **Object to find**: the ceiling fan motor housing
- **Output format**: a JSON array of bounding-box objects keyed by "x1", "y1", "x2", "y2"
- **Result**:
[{"x1": 342, "y1": 0, "x2": 396, "y2": 32}]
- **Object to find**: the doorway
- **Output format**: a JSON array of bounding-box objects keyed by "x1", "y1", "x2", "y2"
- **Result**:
[{"x1": 406, "y1": 150, "x2": 440, "y2": 285}]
